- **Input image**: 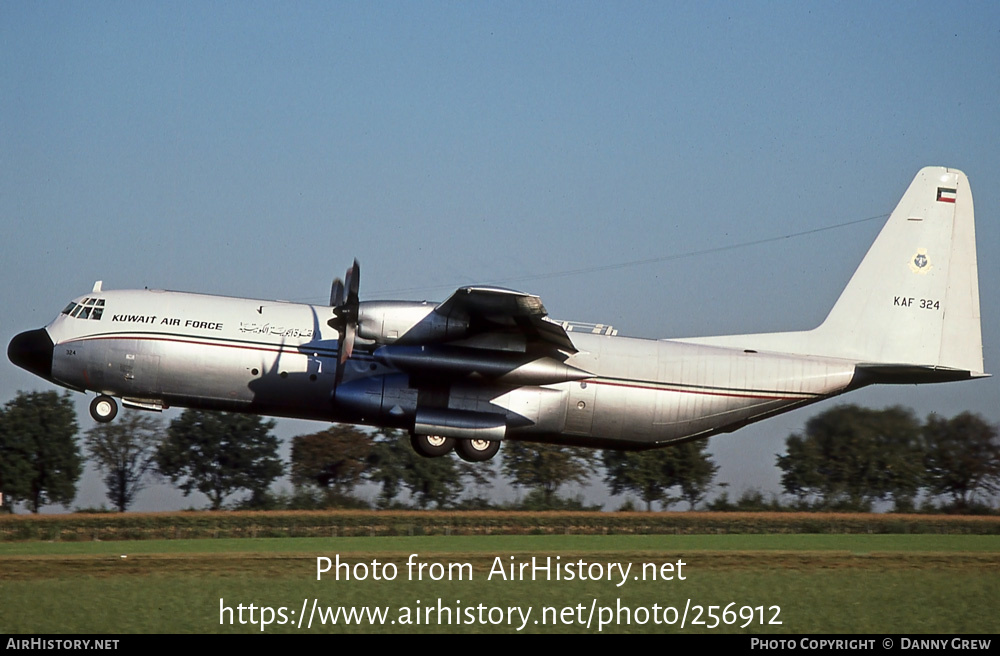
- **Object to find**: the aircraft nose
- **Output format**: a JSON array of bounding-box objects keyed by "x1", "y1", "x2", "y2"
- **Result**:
[{"x1": 8, "y1": 328, "x2": 54, "y2": 380}]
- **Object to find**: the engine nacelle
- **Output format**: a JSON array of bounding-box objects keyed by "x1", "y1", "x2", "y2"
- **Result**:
[{"x1": 356, "y1": 301, "x2": 469, "y2": 345}]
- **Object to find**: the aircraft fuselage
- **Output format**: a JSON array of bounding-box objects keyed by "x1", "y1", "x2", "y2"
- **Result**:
[{"x1": 17, "y1": 287, "x2": 859, "y2": 449}]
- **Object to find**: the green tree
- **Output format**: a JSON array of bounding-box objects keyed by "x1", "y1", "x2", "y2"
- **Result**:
[
  {"x1": 455, "y1": 457, "x2": 495, "y2": 503},
  {"x1": 84, "y1": 411, "x2": 165, "y2": 512},
  {"x1": 603, "y1": 441, "x2": 718, "y2": 511},
  {"x1": 364, "y1": 430, "x2": 467, "y2": 509},
  {"x1": 502, "y1": 442, "x2": 596, "y2": 507},
  {"x1": 155, "y1": 410, "x2": 283, "y2": 510},
  {"x1": 776, "y1": 405, "x2": 923, "y2": 510},
  {"x1": 367, "y1": 430, "x2": 463, "y2": 508},
  {"x1": 0, "y1": 391, "x2": 81, "y2": 513},
  {"x1": 404, "y1": 449, "x2": 464, "y2": 509},
  {"x1": 365, "y1": 429, "x2": 409, "y2": 507},
  {"x1": 603, "y1": 449, "x2": 675, "y2": 511},
  {"x1": 675, "y1": 441, "x2": 720, "y2": 509},
  {"x1": 921, "y1": 412, "x2": 1000, "y2": 511},
  {"x1": 290, "y1": 424, "x2": 371, "y2": 502}
]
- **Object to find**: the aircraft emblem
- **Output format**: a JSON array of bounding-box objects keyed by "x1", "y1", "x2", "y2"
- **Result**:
[{"x1": 909, "y1": 248, "x2": 931, "y2": 274}]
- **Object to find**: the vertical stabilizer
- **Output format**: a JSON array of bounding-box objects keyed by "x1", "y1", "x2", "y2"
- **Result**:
[
  {"x1": 814, "y1": 167, "x2": 983, "y2": 374},
  {"x1": 680, "y1": 167, "x2": 985, "y2": 378}
]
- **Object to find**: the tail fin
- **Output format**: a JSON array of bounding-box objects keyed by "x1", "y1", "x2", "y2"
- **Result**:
[
  {"x1": 814, "y1": 166, "x2": 983, "y2": 374},
  {"x1": 683, "y1": 167, "x2": 986, "y2": 377}
]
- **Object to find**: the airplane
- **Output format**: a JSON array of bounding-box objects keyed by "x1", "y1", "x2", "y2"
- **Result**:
[{"x1": 7, "y1": 166, "x2": 987, "y2": 462}]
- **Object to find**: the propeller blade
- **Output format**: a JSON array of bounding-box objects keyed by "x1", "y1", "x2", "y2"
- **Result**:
[
  {"x1": 344, "y1": 259, "x2": 360, "y2": 307},
  {"x1": 329, "y1": 278, "x2": 344, "y2": 308},
  {"x1": 341, "y1": 322, "x2": 356, "y2": 364},
  {"x1": 334, "y1": 321, "x2": 356, "y2": 385}
]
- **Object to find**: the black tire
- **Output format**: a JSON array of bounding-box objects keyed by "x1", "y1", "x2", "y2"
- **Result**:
[
  {"x1": 454, "y1": 438, "x2": 501, "y2": 462},
  {"x1": 90, "y1": 395, "x2": 118, "y2": 423},
  {"x1": 410, "y1": 433, "x2": 455, "y2": 458}
]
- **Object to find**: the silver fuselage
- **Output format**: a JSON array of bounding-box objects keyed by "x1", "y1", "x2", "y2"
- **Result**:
[{"x1": 39, "y1": 288, "x2": 859, "y2": 448}]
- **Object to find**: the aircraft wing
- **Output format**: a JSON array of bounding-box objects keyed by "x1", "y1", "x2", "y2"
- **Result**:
[{"x1": 434, "y1": 286, "x2": 577, "y2": 353}]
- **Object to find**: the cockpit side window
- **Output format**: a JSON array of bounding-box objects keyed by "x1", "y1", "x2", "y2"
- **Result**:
[{"x1": 64, "y1": 297, "x2": 105, "y2": 320}]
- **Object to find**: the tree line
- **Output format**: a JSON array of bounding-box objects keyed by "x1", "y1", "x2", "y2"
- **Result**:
[
  {"x1": 776, "y1": 405, "x2": 1000, "y2": 513},
  {"x1": 0, "y1": 390, "x2": 997, "y2": 514}
]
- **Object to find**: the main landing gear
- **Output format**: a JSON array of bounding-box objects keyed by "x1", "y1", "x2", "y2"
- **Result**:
[
  {"x1": 454, "y1": 438, "x2": 501, "y2": 462},
  {"x1": 89, "y1": 395, "x2": 118, "y2": 423},
  {"x1": 410, "y1": 433, "x2": 501, "y2": 462},
  {"x1": 410, "y1": 433, "x2": 455, "y2": 458}
]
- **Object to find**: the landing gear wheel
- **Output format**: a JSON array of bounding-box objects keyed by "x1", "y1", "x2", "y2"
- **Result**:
[
  {"x1": 455, "y1": 438, "x2": 501, "y2": 462},
  {"x1": 410, "y1": 433, "x2": 455, "y2": 458},
  {"x1": 90, "y1": 395, "x2": 118, "y2": 423}
]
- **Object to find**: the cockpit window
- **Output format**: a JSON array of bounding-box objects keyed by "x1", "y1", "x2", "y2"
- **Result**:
[{"x1": 62, "y1": 298, "x2": 105, "y2": 320}]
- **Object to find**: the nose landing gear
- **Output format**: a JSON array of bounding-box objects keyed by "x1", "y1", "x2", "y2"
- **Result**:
[{"x1": 89, "y1": 395, "x2": 118, "y2": 423}]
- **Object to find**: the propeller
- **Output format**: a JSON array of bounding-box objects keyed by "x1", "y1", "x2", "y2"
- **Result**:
[{"x1": 328, "y1": 260, "x2": 360, "y2": 382}]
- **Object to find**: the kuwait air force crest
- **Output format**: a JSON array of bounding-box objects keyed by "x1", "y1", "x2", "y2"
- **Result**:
[{"x1": 909, "y1": 248, "x2": 932, "y2": 274}]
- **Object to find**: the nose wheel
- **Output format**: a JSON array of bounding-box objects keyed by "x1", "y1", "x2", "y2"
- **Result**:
[{"x1": 89, "y1": 395, "x2": 118, "y2": 423}]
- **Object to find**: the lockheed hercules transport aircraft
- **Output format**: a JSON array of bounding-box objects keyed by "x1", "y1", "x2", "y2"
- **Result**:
[{"x1": 8, "y1": 167, "x2": 987, "y2": 462}]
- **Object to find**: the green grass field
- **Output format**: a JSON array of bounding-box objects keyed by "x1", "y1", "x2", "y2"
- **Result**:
[{"x1": 2, "y1": 534, "x2": 997, "y2": 633}]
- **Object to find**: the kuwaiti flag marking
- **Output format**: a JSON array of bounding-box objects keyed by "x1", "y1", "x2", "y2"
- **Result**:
[{"x1": 937, "y1": 187, "x2": 957, "y2": 203}]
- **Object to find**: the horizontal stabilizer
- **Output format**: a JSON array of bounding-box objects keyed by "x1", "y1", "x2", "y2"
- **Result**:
[{"x1": 854, "y1": 364, "x2": 986, "y2": 385}]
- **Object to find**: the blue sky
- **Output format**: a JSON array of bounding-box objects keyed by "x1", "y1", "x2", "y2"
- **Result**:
[{"x1": 3, "y1": 2, "x2": 998, "y2": 510}]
